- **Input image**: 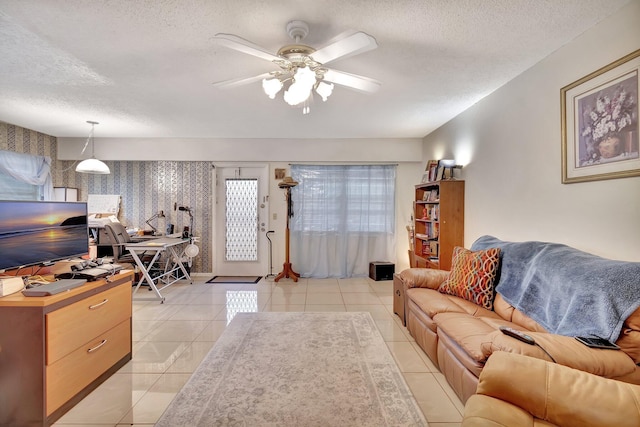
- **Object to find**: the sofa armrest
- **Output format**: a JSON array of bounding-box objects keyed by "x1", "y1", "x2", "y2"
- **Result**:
[
  {"x1": 465, "y1": 351, "x2": 640, "y2": 427},
  {"x1": 481, "y1": 330, "x2": 637, "y2": 379},
  {"x1": 398, "y1": 268, "x2": 449, "y2": 289}
]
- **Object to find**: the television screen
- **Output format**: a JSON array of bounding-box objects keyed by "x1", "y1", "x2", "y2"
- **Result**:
[{"x1": 0, "y1": 200, "x2": 89, "y2": 271}]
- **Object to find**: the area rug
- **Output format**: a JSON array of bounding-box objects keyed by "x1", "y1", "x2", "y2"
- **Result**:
[
  {"x1": 156, "y1": 312, "x2": 427, "y2": 426},
  {"x1": 206, "y1": 275, "x2": 262, "y2": 284}
]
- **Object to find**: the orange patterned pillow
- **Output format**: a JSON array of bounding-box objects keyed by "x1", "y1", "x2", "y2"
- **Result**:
[{"x1": 438, "y1": 246, "x2": 501, "y2": 310}]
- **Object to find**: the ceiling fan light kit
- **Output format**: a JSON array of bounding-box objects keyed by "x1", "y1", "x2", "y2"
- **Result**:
[{"x1": 213, "y1": 20, "x2": 380, "y2": 115}]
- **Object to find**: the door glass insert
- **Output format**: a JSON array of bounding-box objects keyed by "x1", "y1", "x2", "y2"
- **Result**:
[{"x1": 225, "y1": 178, "x2": 258, "y2": 261}]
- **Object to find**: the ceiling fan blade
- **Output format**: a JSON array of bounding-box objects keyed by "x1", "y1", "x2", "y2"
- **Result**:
[
  {"x1": 212, "y1": 72, "x2": 274, "y2": 89},
  {"x1": 213, "y1": 33, "x2": 282, "y2": 63},
  {"x1": 311, "y1": 31, "x2": 378, "y2": 64},
  {"x1": 323, "y1": 69, "x2": 381, "y2": 93}
]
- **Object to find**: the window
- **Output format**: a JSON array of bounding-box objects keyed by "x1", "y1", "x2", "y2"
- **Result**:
[
  {"x1": 290, "y1": 165, "x2": 395, "y2": 234},
  {"x1": 0, "y1": 150, "x2": 52, "y2": 200},
  {"x1": 0, "y1": 172, "x2": 42, "y2": 200},
  {"x1": 289, "y1": 164, "x2": 396, "y2": 278}
]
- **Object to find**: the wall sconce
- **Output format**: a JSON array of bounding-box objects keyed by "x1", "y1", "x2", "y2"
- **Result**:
[{"x1": 439, "y1": 159, "x2": 463, "y2": 180}]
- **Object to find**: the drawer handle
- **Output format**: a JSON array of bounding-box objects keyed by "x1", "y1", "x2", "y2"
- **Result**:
[
  {"x1": 87, "y1": 339, "x2": 108, "y2": 353},
  {"x1": 89, "y1": 298, "x2": 109, "y2": 310},
  {"x1": 396, "y1": 290, "x2": 401, "y2": 296}
]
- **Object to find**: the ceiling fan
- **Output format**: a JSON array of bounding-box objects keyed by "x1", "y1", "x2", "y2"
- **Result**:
[{"x1": 212, "y1": 20, "x2": 381, "y2": 114}]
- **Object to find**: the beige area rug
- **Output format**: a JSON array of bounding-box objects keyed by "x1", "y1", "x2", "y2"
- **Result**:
[{"x1": 156, "y1": 312, "x2": 427, "y2": 426}]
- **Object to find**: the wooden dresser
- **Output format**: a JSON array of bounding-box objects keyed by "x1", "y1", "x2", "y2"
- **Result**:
[{"x1": 0, "y1": 271, "x2": 133, "y2": 427}]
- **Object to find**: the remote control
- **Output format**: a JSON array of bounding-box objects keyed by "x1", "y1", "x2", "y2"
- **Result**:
[{"x1": 499, "y1": 326, "x2": 535, "y2": 345}]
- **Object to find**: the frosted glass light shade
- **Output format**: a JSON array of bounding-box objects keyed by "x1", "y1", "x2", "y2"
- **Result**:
[
  {"x1": 76, "y1": 157, "x2": 110, "y2": 174},
  {"x1": 283, "y1": 66, "x2": 315, "y2": 106},
  {"x1": 262, "y1": 78, "x2": 283, "y2": 99},
  {"x1": 315, "y1": 81, "x2": 334, "y2": 102}
]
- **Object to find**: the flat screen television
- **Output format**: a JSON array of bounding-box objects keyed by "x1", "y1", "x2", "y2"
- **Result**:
[{"x1": 0, "y1": 200, "x2": 89, "y2": 272}]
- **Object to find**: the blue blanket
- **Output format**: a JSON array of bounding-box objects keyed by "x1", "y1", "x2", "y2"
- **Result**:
[{"x1": 471, "y1": 235, "x2": 640, "y2": 342}]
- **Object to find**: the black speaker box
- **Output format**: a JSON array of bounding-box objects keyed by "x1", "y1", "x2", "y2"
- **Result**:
[{"x1": 369, "y1": 262, "x2": 395, "y2": 281}]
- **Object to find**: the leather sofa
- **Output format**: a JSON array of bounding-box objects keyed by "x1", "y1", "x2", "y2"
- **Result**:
[
  {"x1": 395, "y1": 236, "x2": 640, "y2": 403},
  {"x1": 462, "y1": 351, "x2": 640, "y2": 427}
]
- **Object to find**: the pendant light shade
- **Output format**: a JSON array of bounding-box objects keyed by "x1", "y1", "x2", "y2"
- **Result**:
[
  {"x1": 76, "y1": 121, "x2": 110, "y2": 174},
  {"x1": 76, "y1": 157, "x2": 110, "y2": 174}
]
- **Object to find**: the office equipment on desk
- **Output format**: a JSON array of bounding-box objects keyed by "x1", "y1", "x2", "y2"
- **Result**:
[
  {"x1": 56, "y1": 264, "x2": 123, "y2": 281},
  {"x1": 87, "y1": 194, "x2": 120, "y2": 216},
  {"x1": 126, "y1": 236, "x2": 193, "y2": 303},
  {"x1": 22, "y1": 279, "x2": 87, "y2": 296},
  {"x1": 0, "y1": 276, "x2": 25, "y2": 297}
]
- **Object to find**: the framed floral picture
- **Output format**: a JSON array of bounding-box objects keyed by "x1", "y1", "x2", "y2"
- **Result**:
[{"x1": 561, "y1": 49, "x2": 640, "y2": 183}]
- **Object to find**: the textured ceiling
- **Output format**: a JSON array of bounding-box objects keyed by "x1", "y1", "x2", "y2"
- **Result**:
[{"x1": 0, "y1": 0, "x2": 631, "y2": 139}]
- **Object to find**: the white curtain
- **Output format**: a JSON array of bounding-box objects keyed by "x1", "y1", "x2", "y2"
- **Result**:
[
  {"x1": 290, "y1": 164, "x2": 396, "y2": 278},
  {"x1": 0, "y1": 150, "x2": 53, "y2": 200}
]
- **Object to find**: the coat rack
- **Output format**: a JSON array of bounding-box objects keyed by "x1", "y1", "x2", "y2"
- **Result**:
[{"x1": 275, "y1": 177, "x2": 299, "y2": 282}]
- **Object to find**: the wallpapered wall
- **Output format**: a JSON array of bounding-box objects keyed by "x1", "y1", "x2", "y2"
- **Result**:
[{"x1": 0, "y1": 122, "x2": 212, "y2": 272}]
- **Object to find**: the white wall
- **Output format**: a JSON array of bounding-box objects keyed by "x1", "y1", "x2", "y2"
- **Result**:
[{"x1": 423, "y1": 0, "x2": 640, "y2": 261}]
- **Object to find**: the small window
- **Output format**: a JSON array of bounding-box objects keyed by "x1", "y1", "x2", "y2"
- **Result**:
[{"x1": 0, "y1": 172, "x2": 42, "y2": 200}]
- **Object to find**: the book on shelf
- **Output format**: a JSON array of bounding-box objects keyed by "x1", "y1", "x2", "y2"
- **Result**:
[
  {"x1": 429, "y1": 241, "x2": 439, "y2": 257},
  {"x1": 421, "y1": 241, "x2": 430, "y2": 256},
  {"x1": 426, "y1": 160, "x2": 438, "y2": 182}
]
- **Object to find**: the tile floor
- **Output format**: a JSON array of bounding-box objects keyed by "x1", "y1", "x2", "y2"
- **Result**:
[{"x1": 53, "y1": 276, "x2": 464, "y2": 427}]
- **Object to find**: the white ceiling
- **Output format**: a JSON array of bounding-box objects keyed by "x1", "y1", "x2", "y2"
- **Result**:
[{"x1": 0, "y1": 0, "x2": 631, "y2": 139}]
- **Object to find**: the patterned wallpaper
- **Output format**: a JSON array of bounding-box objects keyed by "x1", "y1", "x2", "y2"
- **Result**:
[{"x1": 0, "y1": 122, "x2": 212, "y2": 273}]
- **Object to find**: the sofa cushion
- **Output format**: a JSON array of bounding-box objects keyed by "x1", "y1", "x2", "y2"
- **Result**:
[
  {"x1": 493, "y1": 294, "x2": 548, "y2": 332},
  {"x1": 438, "y1": 246, "x2": 501, "y2": 310},
  {"x1": 616, "y1": 328, "x2": 640, "y2": 364},
  {"x1": 407, "y1": 288, "x2": 502, "y2": 320},
  {"x1": 468, "y1": 352, "x2": 640, "y2": 427},
  {"x1": 453, "y1": 297, "x2": 502, "y2": 319},
  {"x1": 434, "y1": 312, "x2": 499, "y2": 364},
  {"x1": 625, "y1": 306, "x2": 640, "y2": 331},
  {"x1": 399, "y1": 268, "x2": 449, "y2": 289},
  {"x1": 407, "y1": 288, "x2": 466, "y2": 318},
  {"x1": 482, "y1": 329, "x2": 637, "y2": 379}
]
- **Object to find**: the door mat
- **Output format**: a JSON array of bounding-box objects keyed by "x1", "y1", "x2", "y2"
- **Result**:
[{"x1": 206, "y1": 276, "x2": 262, "y2": 284}]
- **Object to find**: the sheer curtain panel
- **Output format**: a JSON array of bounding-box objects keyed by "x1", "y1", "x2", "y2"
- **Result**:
[
  {"x1": 0, "y1": 150, "x2": 53, "y2": 200},
  {"x1": 290, "y1": 164, "x2": 396, "y2": 278}
]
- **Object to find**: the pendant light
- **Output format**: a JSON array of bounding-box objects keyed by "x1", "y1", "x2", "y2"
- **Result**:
[{"x1": 76, "y1": 121, "x2": 110, "y2": 174}]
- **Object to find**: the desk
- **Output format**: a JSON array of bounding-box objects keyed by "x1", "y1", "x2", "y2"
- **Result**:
[{"x1": 126, "y1": 236, "x2": 193, "y2": 302}]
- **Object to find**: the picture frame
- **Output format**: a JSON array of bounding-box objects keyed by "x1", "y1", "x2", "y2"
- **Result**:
[
  {"x1": 561, "y1": 49, "x2": 640, "y2": 183},
  {"x1": 421, "y1": 173, "x2": 430, "y2": 183},
  {"x1": 274, "y1": 168, "x2": 286, "y2": 180}
]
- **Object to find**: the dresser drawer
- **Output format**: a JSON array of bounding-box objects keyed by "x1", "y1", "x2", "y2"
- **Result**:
[
  {"x1": 46, "y1": 283, "x2": 131, "y2": 364},
  {"x1": 46, "y1": 318, "x2": 131, "y2": 415}
]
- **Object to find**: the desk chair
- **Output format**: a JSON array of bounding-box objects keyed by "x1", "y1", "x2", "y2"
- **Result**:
[{"x1": 104, "y1": 222, "x2": 155, "y2": 268}]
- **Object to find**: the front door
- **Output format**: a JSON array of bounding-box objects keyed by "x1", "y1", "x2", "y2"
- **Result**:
[{"x1": 214, "y1": 166, "x2": 269, "y2": 276}]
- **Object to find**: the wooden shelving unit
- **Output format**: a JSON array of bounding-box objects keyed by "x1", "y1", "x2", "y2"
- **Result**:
[{"x1": 411, "y1": 180, "x2": 464, "y2": 271}]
